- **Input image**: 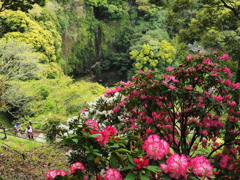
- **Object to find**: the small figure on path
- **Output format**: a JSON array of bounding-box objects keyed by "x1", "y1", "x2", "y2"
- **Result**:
[
  {"x1": 14, "y1": 122, "x2": 22, "y2": 137},
  {"x1": 25, "y1": 125, "x2": 34, "y2": 140}
]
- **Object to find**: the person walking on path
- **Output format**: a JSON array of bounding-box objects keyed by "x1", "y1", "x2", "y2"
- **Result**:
[
  {"x1": 25, "y1": 125, "x2": 34, "y2": 140},
  {"x1": 14, "y1": 122, "x2": 22, "y2": 137}
]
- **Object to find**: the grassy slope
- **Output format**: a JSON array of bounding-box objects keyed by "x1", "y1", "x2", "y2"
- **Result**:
[{"x1": 0, "y1": 135, "x2": 69, "y2": 180}]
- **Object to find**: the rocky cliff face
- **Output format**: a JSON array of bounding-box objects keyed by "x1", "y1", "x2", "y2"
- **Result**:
[{"x1": 60, "y1": 0, "x2": 131, "y2": 77}]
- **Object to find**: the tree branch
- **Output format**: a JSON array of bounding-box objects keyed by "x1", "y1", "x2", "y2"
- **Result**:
[{"x1": 220, "y1": 0, "x2": 239, "y2": 19}]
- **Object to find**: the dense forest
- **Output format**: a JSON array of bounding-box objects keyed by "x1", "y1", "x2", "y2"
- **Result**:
[
  {"x1": 0, "y1": 1, "x2": 240, "y2": 180},
  {"x1": 0, "y1": 0, "x2": 239, "y2": 125}
]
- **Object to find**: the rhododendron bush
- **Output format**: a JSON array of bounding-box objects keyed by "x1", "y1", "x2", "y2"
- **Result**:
[{"x1": 47, "y1": 53, "x2": 240, "y2": 180}]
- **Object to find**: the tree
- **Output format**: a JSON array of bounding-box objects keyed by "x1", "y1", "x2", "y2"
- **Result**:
[
  {"x1": 129, "y1": 41, "x2": 176, "y2": 76},
  {"x1": 0, "y1": 10, "x2": 62, "y2": 63},
  {"x1": 0, "y1": 39, "x2": 43, "y2": 81},
  {"x1": 0, "y1": 64, "x2": 6, "y2": 110},
  {"x1": 165, "y1": 0, "x2": 240, "y2": 104},
  {"x1": 130, "y1": 44, "x2": 158, "y2": 73},
  {"x1": 0, "y1": 0, "x2": 46, "y2": 12}
]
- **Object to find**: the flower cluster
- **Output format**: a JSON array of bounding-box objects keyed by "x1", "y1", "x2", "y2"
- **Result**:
[
  {"x1": 46, "y1": 162, "x2": 86, "y2": 180},
  {"x1": 53, "y1": 53, "x2": 239, "y2": 179},
  {"x1": 133, "y1": 157, "x2": 149, "y2": 169},
  {"x1": 142, "y1": 134, "x2": 170, "y2": 160}
]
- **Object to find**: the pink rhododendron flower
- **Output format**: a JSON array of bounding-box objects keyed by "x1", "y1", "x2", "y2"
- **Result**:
[
  {"x1": 217, "y1": 54, "x2": 229, "y2": 60},
  {"x1": 169, "y1": 84, "x2": 176, "y2": 90},
  {"x1": 46, "y1": 170, "x2": 58, "y2": 180},
  {"x1": 130, "y1": 124, "x2": 136, "y2": 130},
  {"x1": 224, "y1": 79, "x2": 231, "y2": 86},
  {"x1": 146, "y1": 128, "x2": 153, "y2": 134},
  {"x1": 133, "y1": 157, "x2": 149, "y2": 169},
  {"x1": 113, "y1": 107, "x2": 119, "y2": 113},
  {"x1": 201, "y1": 129, "x2": 208, "y2": 136},
  {"x1": 119, "y1": 81, "x2": 130, "y2": 86},
  {"x1": 222, "y1": 67, "x2": 232, "y2": 78},
  {"x1": 191, "y1": 156, "x2": 213, "y2": 178},
  {"x1": 229, "y1": 148, "x2": 238, "y2": 156},
  {"x1": 231, "y1": 83, "x2": 240, "y2": 89},
  {"x1": 96, "y1": 130, "x2": 110, "y2": 146},
  {"x1": 105, "y1": 168, "x2": 122, "y2": 180},
  {"x1": 133, "y1": 90, "x2": 140, "y2": 96},
  {"x1": 166, "y1": 66, "x2": 174, "y2": 71},
  {"x1": 160, "y1": 154, "x2": 189, "y2": 179},
  {"x1": 186, "y1": 85, "x2": 193, "y2": 90},
  {"x1": 193, "y1": 145, "x2": 198, "y2": 150},
  {"x1": 70, "y1": 162, "x2": 85, "y2": 174},
  {"x1": 142, "y1": 134, "x2": 170, "y2": 160},
  {"x1": 227, "y1": 101, "x2": 236, "y2": 106},
  {"x1": 85, "y1": 120, "x2": 100, "y2": 134},
  {"x1": 202, "y1": 58, "x2": 212, "y2": 64},
  {"x1": 140, "y1": 95, "x2": 147, "y2": 99},
  {"x1": 46, "y1": 170, "x2": 69, "y2": 180},
  {"x1": 81, "y1": 108, "x2": 88, "y2": 113},
  {"x1": 104, "y1": 126, "x2": 117, "y2": 136},
  {"x1": 187, "y1": 54, "x2": 192, "y2": 60},
  {"x1": 213, "y1": 95, "x2": 223, "y2": 102},
  {"x1": 222, "y1": 54, "x2": 229, "y2": 60},
  {"x1": 105, "y1": 86, "x2": 122, "y2": 96},
  {"x1": 97, "y1": 175, "x2": 103, "y2": 180},
  {"x1": 104, "y1": 89, "x2": 116, "y2": 97}
]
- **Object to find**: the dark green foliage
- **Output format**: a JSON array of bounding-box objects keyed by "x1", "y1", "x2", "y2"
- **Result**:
[
  {"x1": 42, "y1": 116, "x2": 62, "y2": 143},
  {"x1": 0, "y1": 0, "x2": 46, "y2": 12}
]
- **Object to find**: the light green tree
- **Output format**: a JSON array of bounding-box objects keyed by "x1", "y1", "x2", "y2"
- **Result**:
[
  {"x1": 158, "y1": 40, "x2": 176, "y2": 65},
  {"x1": 0, "y1": 10, "x2": 61, "y2": 63},
  {"x1": 0, "y1": 39, "x2": 44, "y2": 81},
  {"x1": 130, "y1": 44, "x2": 158, "y2": 73},
  {"x1": 130, "y1": 41, "x2": 177, "y2": 74}
]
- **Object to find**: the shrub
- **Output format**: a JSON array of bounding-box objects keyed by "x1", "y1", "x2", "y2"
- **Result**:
[{"x1": 49, "y1": 52, "x2": 239, "y2": 179}]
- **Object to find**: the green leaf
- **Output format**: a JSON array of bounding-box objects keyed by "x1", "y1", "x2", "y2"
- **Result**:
[
  {"x1": 110, "y1": 154, "x2": 119, "y2": 168},
  {"x1": 93, "y1": 152, "x2": 102, "y2": 157},
  {"x1": 89, "y1": 134, "x2": 100, "y2": 138},
  {"x1": 125, "y1": 172, "x2": 138, "y2": 180},
  {"x1": 140, "y1": 172, "x2": 149, "y2": 180},
  {"x1": 115, "y1": 148, "x2": 131, "y2": 153},
  {"x1": 72, "y1": 138, "x2": 78, "y2": 144},
  {"x1": 82, "y1": 145, "x2": 89, "y2": 150},
  {"x1": 109, "y1": 143, "x2": 120, "y2": 148},
  {"x1": 127, "y1": 155, "x2": 134, "y2": 164},
  {"x1": 145, "y1": 165, "x2": 161, "y2": 172},
  {"x1": 87, "y1": 153, "x2": 94, "y2": 161},
  {"x1": 120, "y1": 164, "x2": 135, "y2": 171}
]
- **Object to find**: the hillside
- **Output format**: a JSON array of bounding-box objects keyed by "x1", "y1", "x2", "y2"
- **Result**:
[{"x1": 0, "y1": 135, "x2": 69, "y2": 180}]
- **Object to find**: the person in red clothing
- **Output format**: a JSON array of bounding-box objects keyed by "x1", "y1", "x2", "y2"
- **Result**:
[{"x1": 25, "y1": 125, "x2": 34, "y2": 140}]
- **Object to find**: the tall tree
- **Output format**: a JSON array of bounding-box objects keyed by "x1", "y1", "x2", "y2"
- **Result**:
[
  {"x1": 0, "y1": 0, "x2": 46, "y2": 12},
  {"x1": 165, "y1": 0, "x2": 240, "y2": 103}
]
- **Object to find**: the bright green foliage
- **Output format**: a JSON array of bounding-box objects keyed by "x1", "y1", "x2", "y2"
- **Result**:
[
  {"x1": 0, "y1": 39, "x2": 44, "y2": 81},
  {"x1": 130, "y1": 41, "x2": 177, "y2": 75},
  {"x1": 158, "y1": 40, "x2": 176, "y2": 64},
  {"x1": 0, "y1": 10, "x2": 61, "y2": 63},
  {"x1": 84, "y1": 0, "x2": 107, "y2": 6},
  {"x1": 3, "y1": 75, "x2": 106, "y2": 121},
  {"x1": 130, "y1": 44, "x2": 158, "y2": 72}
]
